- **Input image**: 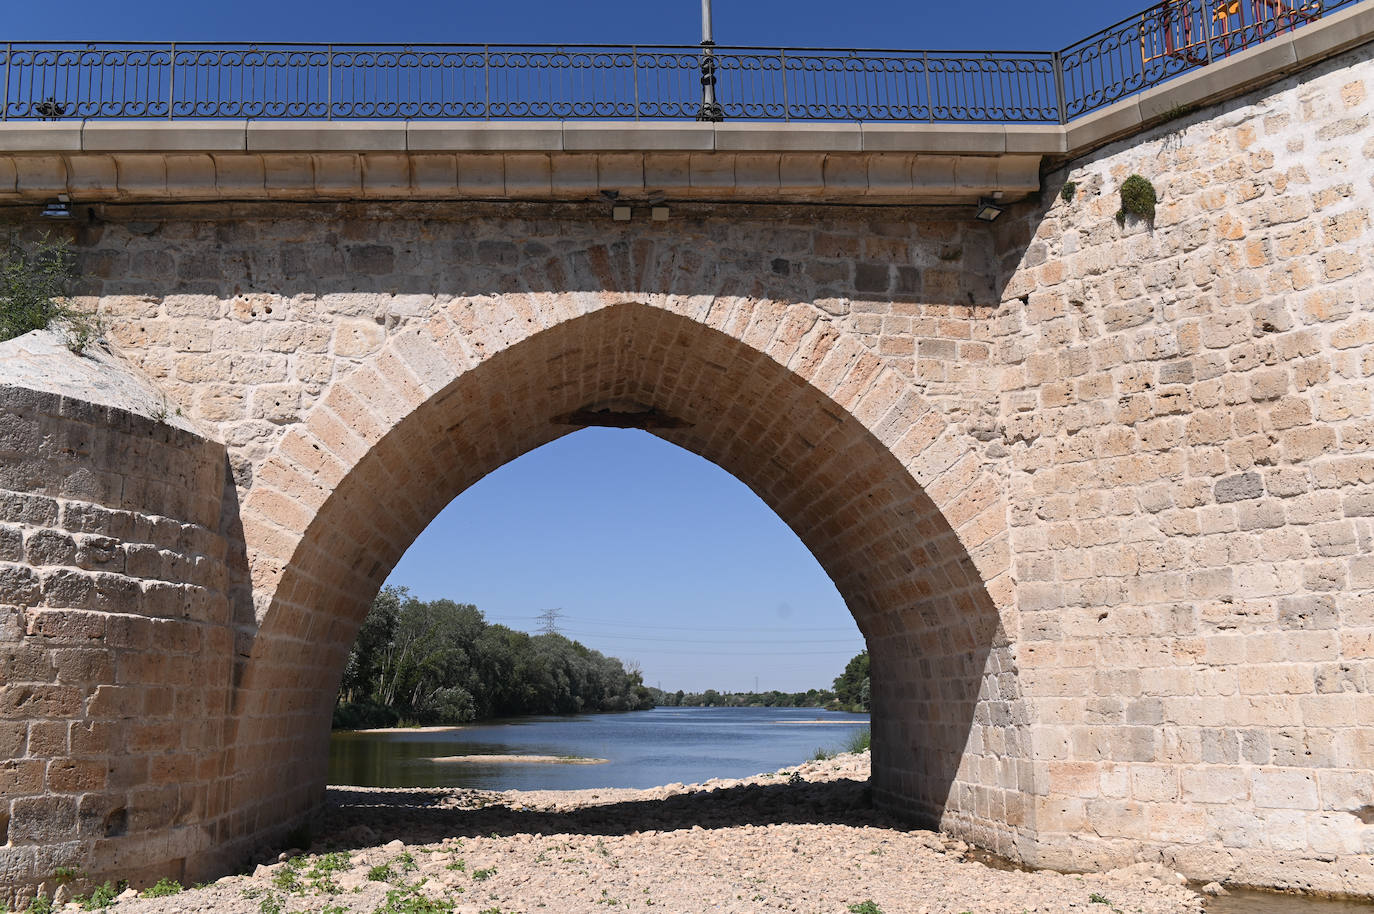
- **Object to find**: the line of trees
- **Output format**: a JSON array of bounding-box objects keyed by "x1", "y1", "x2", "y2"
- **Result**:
[
  {"x1": 645, "y1": 687, "x2": 839, "y2": 708},
  {"x1": 644, "y1": 649, "x2": 870, "y2": 713},
  {"x1": 334, "y1": 586, "x2": 654, "y2": 729}
]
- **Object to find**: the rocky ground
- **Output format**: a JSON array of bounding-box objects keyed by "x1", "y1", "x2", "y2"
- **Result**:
[{"x1": 52, "y1": 752, "x2": 1207, "y2": 914}]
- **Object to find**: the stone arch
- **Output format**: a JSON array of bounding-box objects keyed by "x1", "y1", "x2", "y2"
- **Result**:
[{"x1": 214, "y1": 296, "x2": 1021, "y2": 871}]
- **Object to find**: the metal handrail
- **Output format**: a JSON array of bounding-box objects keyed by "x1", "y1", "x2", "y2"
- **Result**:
[{"x1": 0, "y1": 0, "x2": 1362, "y2": 124}]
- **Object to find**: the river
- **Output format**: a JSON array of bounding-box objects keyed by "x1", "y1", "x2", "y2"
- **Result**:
[
  {"x1": 329, "y1": 706, "x2": 1371, "y2": 912},
  {"x1": 329, "y1": 705, "x2": 870, "y2": 790}
]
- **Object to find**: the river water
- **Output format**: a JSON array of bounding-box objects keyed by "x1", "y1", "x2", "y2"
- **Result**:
[
  {"x1": 329, "y1": 706, "x2": 1371, "y2": 911},
  {"x1": 328, "y1": 705, "x2": 870, "y2": 790}
]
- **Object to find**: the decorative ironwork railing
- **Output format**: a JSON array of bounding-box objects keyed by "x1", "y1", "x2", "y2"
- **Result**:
[{"x1": 0, "y1": 0, "x2": 1363, "y2": 124}]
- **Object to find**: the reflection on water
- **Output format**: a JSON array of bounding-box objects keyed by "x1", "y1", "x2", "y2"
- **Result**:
[
  {"x1": 328, "y1": 705, "x2": 870, "y2": 791},
  {"x1": 331, "y1": 708, "x2": 1371, "y2": 912},
  {"x1": 1206, "y1": 889, "x2": 1374, "y2": 913}
]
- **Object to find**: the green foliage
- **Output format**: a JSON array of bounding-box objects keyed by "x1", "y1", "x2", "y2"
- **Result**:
[
  {"x1": 1060, "y1": 180, "x2": 1078, "y2": 203},
  {"x1": 336, "y1": 586, "x2": 653, "y2": 728},
  {"x1": 846, "y1": 728, "x2": 872, "y2": 753},
  {"x1": 1116, "y1": 174, "x2": 1157, "y2": 225},
  {"x1": 471, "y1": 867, "x2": 497, "y2": 882},
  {"x1": 848, "y1": 902, "x2": 884, "y2": 914},
  {"x1": 368, "y1": 864, "x2": 394, "y2": 882},
  {"x1": 258, "y1": 892, "x2": 285, "y2": 914},
  {"x1": 375, "y1": 886, "x2": 454, "y2": 914},
  {"x1": 303, "y1": 852, "x2": 351, "y2": 893},
  {"x1": 73, "y1": 882, "x2": 117, "y2": 910},
  {"x1": 50, "y1": 868, "x2": 79, "y2": 886},
  {"x1": 833, "y1": 650, "x2": 870, "y2": 712},
  {"x1": 141, "y1": 878, "x2": 183, "y2": 898},
  {"x1": 646, "y1": 686, "x2": 839, "y2": 708},
  {"x1": 1089, "y1": 893, "x2": 1113, "y2": 905},
  {"x1": 0, "y1": 235, "x2": 97, "y2": 351},
  {"x1": 25, "y1": 897, "x2": 53, "y2": 914}
]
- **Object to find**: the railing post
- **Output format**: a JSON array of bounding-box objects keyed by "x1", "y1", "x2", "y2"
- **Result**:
[
  {"x1": 484, "y1": 45, "x2": 490, "y2": 120},
  {"x1": 922, "y1": 50, "x2": 933, "y2": 123},
  {"x1": 779, "y1": 49, "x2": 789, "y2": 121},
  {"x1": 168, "y1": 42, "x2": 176, "y2": 120},
  {"x1": 632, "y1": 46, "x2": 639, "y2": 120},
  {"x1": 327, "y1": 45, "x2": 333, "y2": 120},
  {"x1": 1204, "y1": 0, "x2": 1215, "y2": 64},
  {"x1": 1052, "y1": 50, "x2": 1067, "y2": 124},
  {"x1": 3, "y1": 43, "x2": 10, "y2": 121}
]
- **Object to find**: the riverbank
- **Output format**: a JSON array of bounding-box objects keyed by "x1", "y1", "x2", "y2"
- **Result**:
[{"x1": 82, "y1": 752, "x2": 1211, "y2": 914}]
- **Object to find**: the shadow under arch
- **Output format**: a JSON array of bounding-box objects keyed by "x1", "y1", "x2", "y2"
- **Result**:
[{"x1": 217, "y1": 301, "x2": 1023, "y2": 869}]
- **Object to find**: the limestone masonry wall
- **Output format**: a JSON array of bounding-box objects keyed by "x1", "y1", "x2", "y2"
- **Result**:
[
  {"x1": 997, "y1": 43, "x2": 1374, "y2": 893},
  {"x1": 0, "y1": 375, "x2": 235, "y2": 908},
  {"x1": 0, "y1": 34, "x2": 1371, "y2": 905}
]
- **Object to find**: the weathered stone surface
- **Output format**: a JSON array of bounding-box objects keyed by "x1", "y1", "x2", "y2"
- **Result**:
[{"x1": 0, "y1": 37, "x2": 1371, "y2": 908}]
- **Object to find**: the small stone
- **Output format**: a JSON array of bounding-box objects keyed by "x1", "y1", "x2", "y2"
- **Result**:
[{"x1": 1201, "y1": 882, "x2": 1229, "y2": 896}]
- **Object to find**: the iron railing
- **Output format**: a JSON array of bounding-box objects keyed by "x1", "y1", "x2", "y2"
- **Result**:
[{"x1": 0, "y1": 0, "x2": 1362, "y2": 124}]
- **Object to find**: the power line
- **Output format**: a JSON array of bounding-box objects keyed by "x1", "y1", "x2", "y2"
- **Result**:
[
  {"x1": 503, "y1": 615, "x2": 859, "y2": 634},
  {"x1": 535, "y1": 607, "x2": 563, "y2": 635}
]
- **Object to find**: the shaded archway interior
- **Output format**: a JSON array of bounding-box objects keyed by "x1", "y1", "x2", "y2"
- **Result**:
[{"x1": 222, "y1": 303, "x2": 1017, "y2": 865}]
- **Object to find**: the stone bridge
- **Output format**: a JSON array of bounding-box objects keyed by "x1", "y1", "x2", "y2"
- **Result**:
[{"x1": 2, "y1": 7, "x2": 1374, "y2": 904}]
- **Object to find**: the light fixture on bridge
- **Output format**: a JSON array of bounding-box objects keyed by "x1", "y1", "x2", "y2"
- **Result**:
[
  {"x1": 41, "y1": 194, "x2": 72, "y2": 219},
  {"x1": 974, "y1": 198, "x2": 1005, "y2": 222}
]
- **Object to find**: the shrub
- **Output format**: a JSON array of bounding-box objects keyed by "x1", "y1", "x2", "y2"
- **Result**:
[
  {"x1": 141, "y1": 878, "x2": 183, "y2": 898},
  {"x1": 1060, "y1": 180, "x2": 1078, "y2": 203},
  {"x1": 0, "y1": 235, "x2": 97, "y2": 351},
  {"x1": 1116, "y1": 174, "x2": 1157, "y2": 225},
  {"x1": 76, "y1": 882, "x2": 117, "y2": 910},
  {"x1": 846, "y1": 728, "x2": 872, "y2": 753}
]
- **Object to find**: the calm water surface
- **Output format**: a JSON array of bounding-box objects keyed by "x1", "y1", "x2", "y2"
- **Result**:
[
  {"x1": 329, "y1": 705, "x2": 870, "y2": 791},
  {"x1": 330, "y1": 707, "x2": 1370, "y2": 912}
]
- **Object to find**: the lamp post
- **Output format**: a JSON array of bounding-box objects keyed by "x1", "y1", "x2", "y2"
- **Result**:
[{"x1": 697, "y1": 0, "x2": 724, "y2": 121}]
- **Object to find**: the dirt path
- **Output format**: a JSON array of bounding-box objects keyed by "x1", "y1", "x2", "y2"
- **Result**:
[{"x1": 70, "y1": 752, "x2": 1205, "y2": 914}]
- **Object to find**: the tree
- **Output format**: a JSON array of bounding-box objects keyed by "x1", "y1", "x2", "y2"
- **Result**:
[
  {"x1": 339, "y1": 585, "x2": 402, "y2": 703},
  {"x1": 833, "y1": 650, "x2": 870, "y2": 711},
  {"x1": 334, "y1": 590, "x2": 658, "y2": 727}
]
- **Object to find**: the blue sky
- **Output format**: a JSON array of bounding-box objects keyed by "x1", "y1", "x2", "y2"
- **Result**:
[
  {"x1": 390, "y1": 430, "x2": 860, "y2": 693},
  {"x1": 9, "y1": 1, "x2": 1148, "y2": 49},
  {"x1": 7, "y1": 0, "x2": 1140, "y2": 692}
]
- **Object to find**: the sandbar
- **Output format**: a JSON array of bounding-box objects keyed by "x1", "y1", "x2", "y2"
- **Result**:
[{"x1": 426, "y1": 754, "x2": 609, "y2": 765}]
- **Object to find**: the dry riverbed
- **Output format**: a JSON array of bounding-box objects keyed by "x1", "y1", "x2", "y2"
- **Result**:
[{"x1": 73, "y1": 752, "x2": 1206, "y2": 914}]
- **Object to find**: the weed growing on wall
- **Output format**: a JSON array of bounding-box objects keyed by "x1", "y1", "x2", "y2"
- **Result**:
[
  {"x1": 0, "y1": 234, "x2": 100, "y2": 351},
  {"x1": 1116, "y1": 174, "x2": 1157, "y2": 225}
]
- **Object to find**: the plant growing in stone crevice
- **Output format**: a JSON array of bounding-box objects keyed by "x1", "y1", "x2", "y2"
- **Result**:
[
  {"x1": 1115, "y1": 174, "x2": 1157, "y2": 226},
  {"x1": 0, "y1": 234, "x2": 101, "y2": 352},
  {"x1": 1060, "y1": 180, "x2": 1078, "y2": 204}
]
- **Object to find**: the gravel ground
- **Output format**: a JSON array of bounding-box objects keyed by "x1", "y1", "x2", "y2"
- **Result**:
[{"x1": 63, "y1": 752, "x2": 1205, "y2": 914}]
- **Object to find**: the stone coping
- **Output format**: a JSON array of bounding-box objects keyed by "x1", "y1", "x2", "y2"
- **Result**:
[{"x1": 0, "y1": 1, "x2": 1367, "y2": 206}]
